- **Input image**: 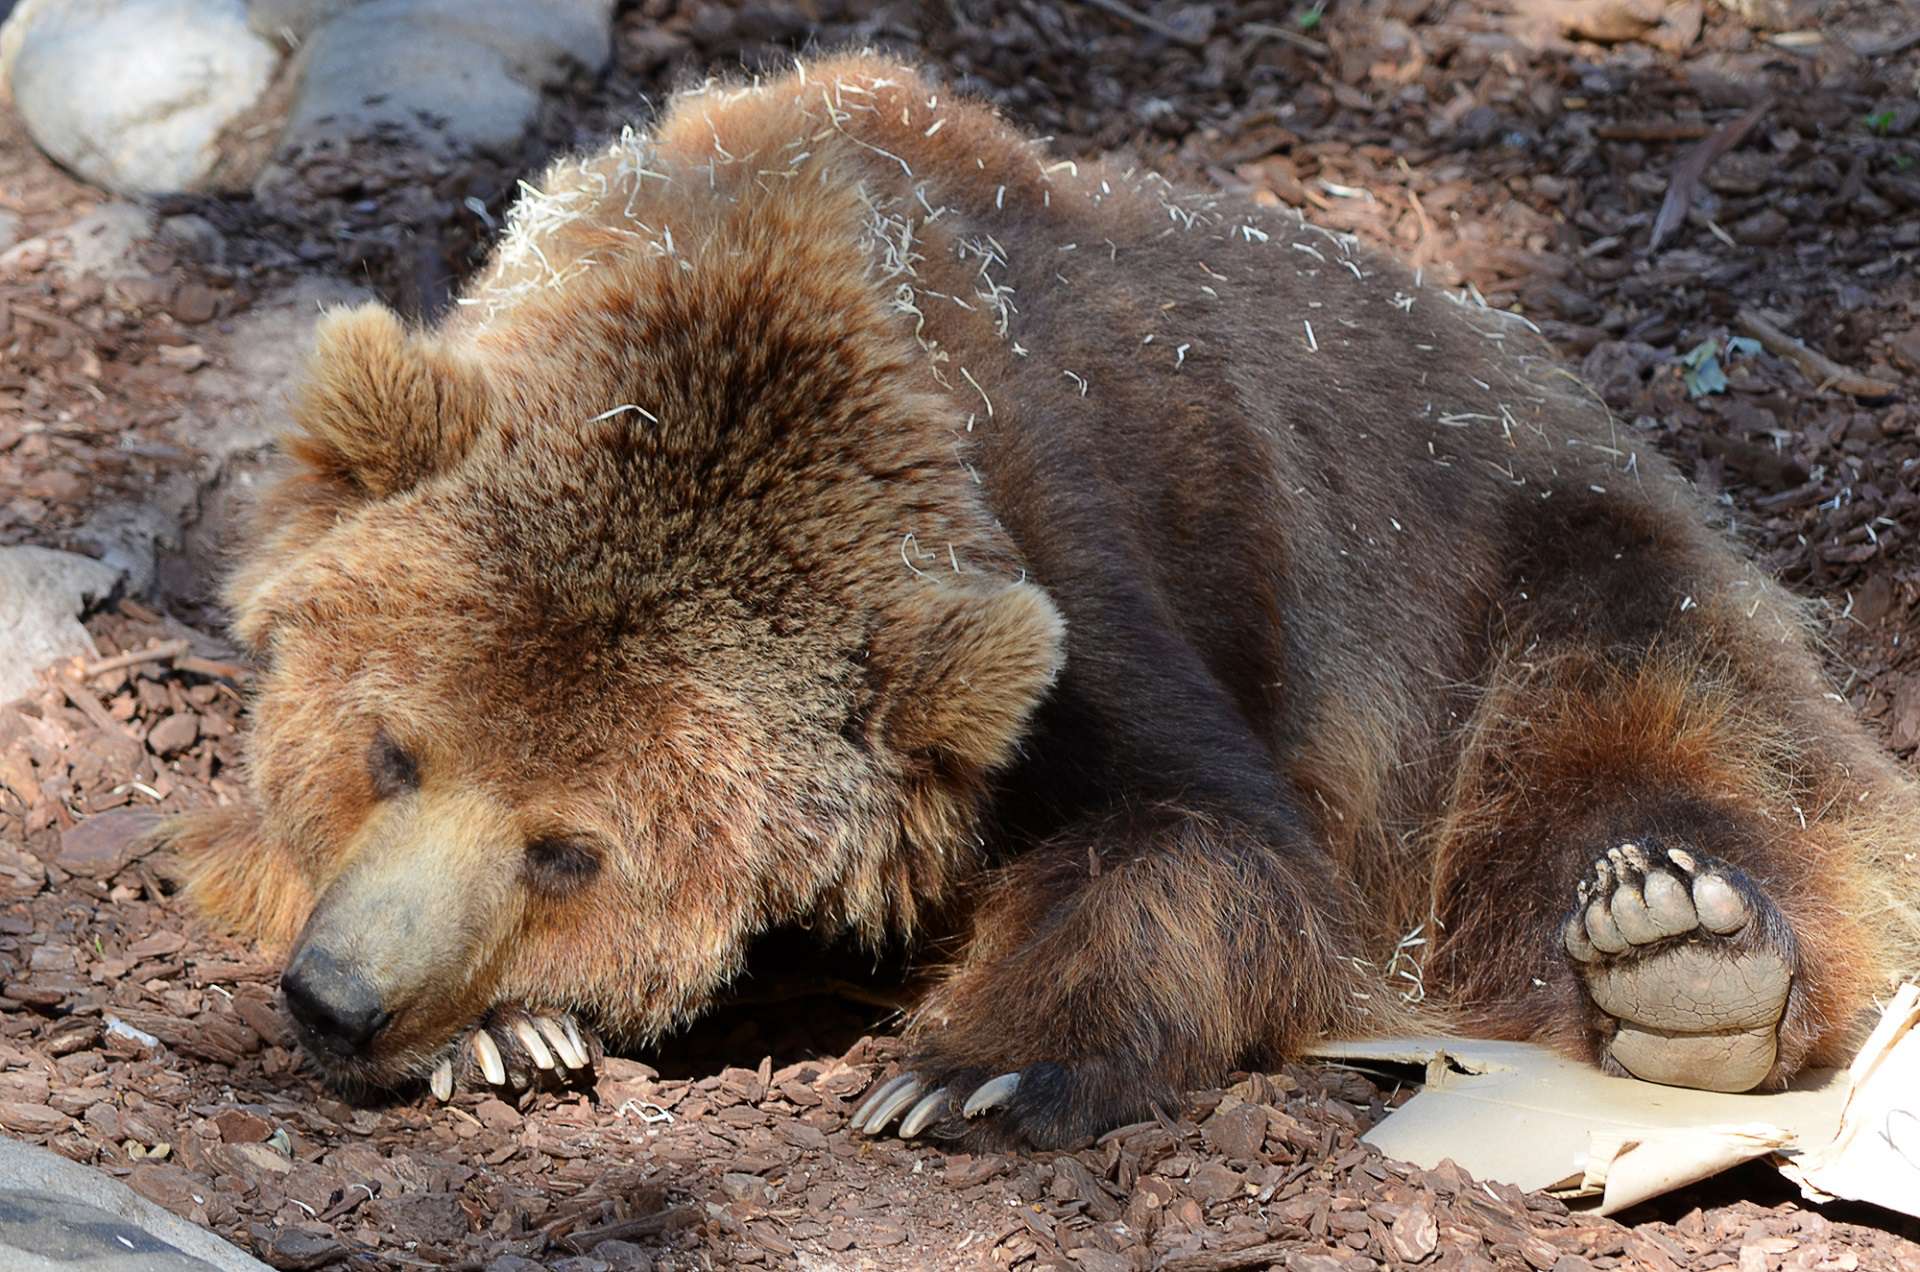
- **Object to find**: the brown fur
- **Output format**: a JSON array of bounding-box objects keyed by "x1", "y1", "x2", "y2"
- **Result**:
[{"x1": 167, "y1": 56, "x2": 1920, "y2": 1144}]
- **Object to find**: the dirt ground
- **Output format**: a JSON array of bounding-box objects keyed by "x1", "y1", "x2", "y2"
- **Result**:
[{"x1": 3, "y1": 1, "x2": 1920, "y2": 1268}]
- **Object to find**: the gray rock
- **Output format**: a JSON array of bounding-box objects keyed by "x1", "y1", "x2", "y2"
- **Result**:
[
  {"x1": 0, "y1": 547, "x2": 122, "y2": 704},
  {"x1": 0, "y1": 1192, "x2": 221, "y2": 1271},
  {"x1": 158, "y1": 214, "x2": 228, "y2": 266},
  {"x1": 150, "y1": 277, "x2": 369, "y2": 609},
  {"x1": 55, "y1": 204, "x2": 155, "y2": 284},
  {"x1": 2, "y1": 0, "x2": 280, "y2": 195},
  {"x1": 263, "y1": 0, "x2": 614, "y2": 183},
  {"x1": 0, "y1": 1139, "x2": 271, "y2": 1271}
]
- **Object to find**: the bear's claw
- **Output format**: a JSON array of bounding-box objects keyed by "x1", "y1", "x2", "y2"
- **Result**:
[
  {"x1": 429, "y1": 1009, "x2": 597, "y2": 1102},
  {"x1": 852, "y1": 1069, "x2": 1022, "y2": 1138},
  {"x1": 960, "y1": 1071, "x2": 1021, "y2": 1118}
]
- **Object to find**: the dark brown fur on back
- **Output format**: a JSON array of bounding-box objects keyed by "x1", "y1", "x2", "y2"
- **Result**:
[{"x1": 172, "y1": 57, "x2": 1920, "y2": 1146}]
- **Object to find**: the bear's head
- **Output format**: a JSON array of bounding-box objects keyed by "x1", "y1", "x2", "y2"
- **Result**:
[{"x1": 176, "y1": 201, "x2": 1064, "y2": 1091}]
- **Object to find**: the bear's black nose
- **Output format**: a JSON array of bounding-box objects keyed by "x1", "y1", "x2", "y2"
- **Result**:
[{"x1": 281, "y1": 948, "x2": 391, "y2": 1054}]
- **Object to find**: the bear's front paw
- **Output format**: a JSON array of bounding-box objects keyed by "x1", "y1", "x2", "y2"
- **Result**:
[
  {"x1": 428, "y1": 1007, "x2": 599, "y2": 1101},
  {"x1": 851, "y1": 1053, "x2": 1172, "y2": 1150},
  {"x1": 850, "y1": 1068, "x2": 1019, "y2": 1139}
]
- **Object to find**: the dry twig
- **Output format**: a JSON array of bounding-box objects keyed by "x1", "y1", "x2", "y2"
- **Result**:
[
  {"x1": 1736, "y1": 309, "x2": 1899, "y2": 399},
  {"x1": 1080, "y1": 0, "x2": 1204, "y2": 47},
  {"x1": 1649, "y1": 98, "x2": 1774, "y2": 253},
  {"x1": 78, "y1": 639, "x2": 191, "y2": 679}
]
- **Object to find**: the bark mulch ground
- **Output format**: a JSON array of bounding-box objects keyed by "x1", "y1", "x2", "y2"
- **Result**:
[{"x1": 4, "y1": 1, "x2": 1920, "y2": 1268}]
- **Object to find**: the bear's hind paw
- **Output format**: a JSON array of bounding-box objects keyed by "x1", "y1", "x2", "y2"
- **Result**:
[
  {"x1": 429, "y1": 1009, "x2": 597, "y2": 1102},
  {"x1": 1563, "y1": 842, "x2": 1796, "y2": 1092}
]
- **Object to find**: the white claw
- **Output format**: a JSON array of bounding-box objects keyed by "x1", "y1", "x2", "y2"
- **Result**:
[
  {"x1": 851, "y1": 1074, "x2": 916, "y2": 1133},
  {"x1": 561, "y1": 1017, "x2": 590, "y2": 1064},
  {"x1": 537, "y1": 1016, "x2": 584, "y2": 1069},
  {"x1": 430, "y1": 1059, "x2": 454, "y2": 1102},
  {"x1": 899, "y1": 1088, "x2": 950, "y2": 1138},
  {"x1": 863, "y1": 1076, "x2": 925, "y2": 1133},
  {"x1": 514, "y1": 1019, "x2": 555, "y2": 1070},
  {"x1": 1563, "y1": 913, "x2": 1597, "y2": 962},
  {"x1": 471, "y1": 1029, "x2": 507, "y2": 1086},
  {"x1": 962, "y1": 1071, "x2": 1022, "y2": 1118},
  {"x1": 856, "y1": 1076, "x2": 913, "y2": 1129}
]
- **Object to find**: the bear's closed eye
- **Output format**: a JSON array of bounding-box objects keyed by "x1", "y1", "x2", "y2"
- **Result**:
[
  {"x1": 524, "y1": 837, "x2": 601, "y2": 893},
  {"x1": 367, "y1": 731, "x2": 419, "y2": 799}
]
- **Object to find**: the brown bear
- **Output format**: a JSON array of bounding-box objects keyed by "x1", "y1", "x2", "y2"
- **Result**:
[{"x1": 167, "y1": 54, "x2": 1920, "y2": 1149}]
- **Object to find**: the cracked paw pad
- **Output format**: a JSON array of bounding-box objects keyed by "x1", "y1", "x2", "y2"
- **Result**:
[{"x1": 1561, "y1": 843, "x2": 1792, "y2": 1092}]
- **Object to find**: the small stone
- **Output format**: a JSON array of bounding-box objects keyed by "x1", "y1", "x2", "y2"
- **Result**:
[
  {"x1": 158, "y1": 214, "x2": 225, "y2": 262},
  {"x1": 1889, "y1": 328, "x2": 1920, "y2": 375},
  {"x1": 146, "y1": 712, "x2": 200, "y2": 757},
  {"x1": 721, "y1": 1172, "x2": 768, "y2": 1203},
  {"x1": 1188, "y1": 1161, "x2": 1244, "y2": 1204},
  {"x1": 124, "y1": 930, "x2": 188, "y2": 960},
  {"x1": 860, "y1": 1219, "x2": 907, "y2": 1247},
  {"x1": 213, "y1": 1108, "x2": 272, "y2": 1143},
  {"x1": 224, "y1": 1141, "x2": 294, "y2": 1177},
  {"x1": 169, "y1": 282, "x2": 219, "y2": 325},
  {"x1": 123, "y1": 1163, "x2": 204, "y2": 1219},
  {"x1": 263, "y1": 1226, "x2": 350, "y2": 1271},
  {"x1": 589, "y1": 1239, "x2": 653, "y2": 1271},
  {"x1": 1730, "y1": 208, "x2": 1789, "y2": 246},
  {"x1": 474, "y1": 1097, "x2": 521, "y2": 1131},
  {"x1": 0, "y1": 842, "x2": 47, "y2": 902}
]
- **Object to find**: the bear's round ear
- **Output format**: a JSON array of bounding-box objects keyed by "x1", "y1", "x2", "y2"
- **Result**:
[
  {"x1": 286, "y1": 303, "x2": 491, "y2": 499},
  {"x1": 877, "y1": 580, "x2": 1066, "y2": 776}
]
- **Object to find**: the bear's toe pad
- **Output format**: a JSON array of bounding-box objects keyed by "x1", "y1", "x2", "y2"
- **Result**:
[{"x1": 1563, "y1": 843, "x2": 1794, "y2": 1091}]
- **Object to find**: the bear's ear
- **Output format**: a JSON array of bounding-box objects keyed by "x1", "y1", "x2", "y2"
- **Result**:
[
  {"x1": 878, "y1": 581, "x2": 1066, "y2": 775},
  {"x1": 163, "y1": 803, "x2": 314, "y2": 950},
  {"x1": 286, "y1": 303, "x2": 490, "y2": 499}
]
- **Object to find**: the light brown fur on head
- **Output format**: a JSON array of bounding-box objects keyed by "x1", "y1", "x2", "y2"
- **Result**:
[{"x1": 172, "y1": 84, "x2": 1071, "y2": 1085}]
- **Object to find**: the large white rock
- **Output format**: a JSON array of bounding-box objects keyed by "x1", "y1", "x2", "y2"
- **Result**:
[
  {"x1": 0, "y1": 1138, "x2": 272, "y2": 1271},
  {"x1": 0, "y1": 547, "x2": 122, "y2": 704},
  {"x1": 2, "y1": 0, "x2": 280, "y2": 195}
]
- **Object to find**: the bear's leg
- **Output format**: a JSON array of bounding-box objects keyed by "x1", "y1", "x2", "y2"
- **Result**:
[
  {"x1": 855, "y1": 804, "x2": 1367, "y2": 1149},
  {"x1": 1429, "y1": 648, "x2": 1898, "y2": 1092}
]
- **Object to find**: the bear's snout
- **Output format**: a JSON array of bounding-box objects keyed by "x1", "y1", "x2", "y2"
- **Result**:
[{"x1": 282, "y1": 944, "x2": 392, "y2": 1056}]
